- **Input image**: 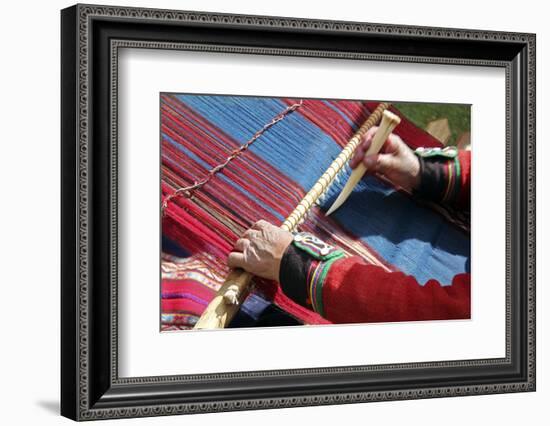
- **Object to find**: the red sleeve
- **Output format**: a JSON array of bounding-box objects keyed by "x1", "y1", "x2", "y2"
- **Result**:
[
  {"x1": 311, "y1": 256, "x2": 470, "y2": 324},
  {"x1": 456, "y1": 150, "x2": 471, "y2": 209}
]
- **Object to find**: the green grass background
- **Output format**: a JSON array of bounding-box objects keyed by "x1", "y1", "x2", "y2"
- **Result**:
[{"x1": 393, "y1": 102, "x2": 471, "y2": 146}]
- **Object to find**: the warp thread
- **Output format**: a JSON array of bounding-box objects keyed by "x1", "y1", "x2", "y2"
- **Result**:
[{"x1": 161, "y1": 100, "x2": 303, "y2": 215}]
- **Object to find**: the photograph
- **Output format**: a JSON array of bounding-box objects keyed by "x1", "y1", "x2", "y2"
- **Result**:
[
  {"x1": 58, "y1": 4, "x2": 535, "y2": 419},
  {"x1": 160, "y1": 94, "x2": 472, "y2": 331}
]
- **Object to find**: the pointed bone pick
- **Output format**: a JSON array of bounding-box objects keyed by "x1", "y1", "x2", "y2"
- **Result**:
[{"x1": 326, "y1": 110, "x2": 401, "y2": 216}]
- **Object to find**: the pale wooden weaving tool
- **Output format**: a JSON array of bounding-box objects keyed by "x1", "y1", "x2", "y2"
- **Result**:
[
  {"x1": 325, "y1": 109, "x2": 402, "y2": 216},
  {"x1": 193, "y1": 102, "x2": 391, "y2": 329}
]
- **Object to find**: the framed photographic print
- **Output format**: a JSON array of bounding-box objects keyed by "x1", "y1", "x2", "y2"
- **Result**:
[{"x1": 61, "y1": 3, "x2": 536, "y2": 421}]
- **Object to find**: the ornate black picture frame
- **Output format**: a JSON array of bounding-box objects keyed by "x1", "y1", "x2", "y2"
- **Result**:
[{"x1": 61, "y1": 3, "x2": 536, "y2": 421}]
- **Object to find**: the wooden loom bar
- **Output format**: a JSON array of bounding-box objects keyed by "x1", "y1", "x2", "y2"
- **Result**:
[{"x1": 193, "y1": 102, "x2": 391, "y2": 329}]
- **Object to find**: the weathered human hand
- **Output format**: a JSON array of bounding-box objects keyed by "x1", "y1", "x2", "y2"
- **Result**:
[
  {"x1": 227, "y1": 220, "x2": 293, "y2": 282},
  {"x1": 349, "y1": 126, "x2": 421, "y2": 192}
]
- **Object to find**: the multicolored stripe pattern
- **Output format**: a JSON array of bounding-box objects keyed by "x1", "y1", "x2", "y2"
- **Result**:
[
  {"x1": 160, "y1": 94, "x2": 471, "y2": 330},
  {"x1": 306, "y1": 253, "x2": 346, "y2": 317},
  {"x1": 443, "y1": 156, "x2": 462, "y2": 203}
]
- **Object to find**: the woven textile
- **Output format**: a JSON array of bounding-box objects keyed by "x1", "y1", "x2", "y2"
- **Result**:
[{"x1": 160, "y1": 95, "x2": 470, "y2": 330}]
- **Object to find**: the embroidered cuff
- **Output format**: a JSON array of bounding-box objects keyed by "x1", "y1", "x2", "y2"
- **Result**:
[
  {"x1": 306, "y1": 254, "x2": 345, "y2": 317},
  {"x1": 414, "y1": 146, "x2": 462, "y2": 205},
  {"x1": 279, "y1": 232, "x2": 345, "y2": 312},
  {"x1": 292, "y1": 232, "x2": 344, "y2": 260}
]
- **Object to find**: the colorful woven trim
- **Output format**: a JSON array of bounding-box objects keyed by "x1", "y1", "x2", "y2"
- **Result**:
[
  {"x1": 415, "y1": 146, "x2": 458, "y2": 159},
  {"x1": 306, "y1": 253, "x2": 346, "y2": 317},
  {"x1": 293, "y1": 232, "x2": 344, "y2": 261},
  {"x1": 442, "y1": 156, "x2": 462, "y2": 203}
]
